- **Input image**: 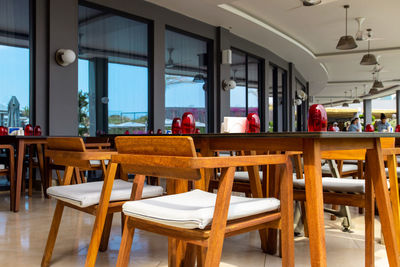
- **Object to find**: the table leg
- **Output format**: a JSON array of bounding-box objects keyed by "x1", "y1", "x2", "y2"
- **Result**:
[
  {"x1": 14, "y1": 139, "x2": 25, "y2": 212},
  {"x1": 198, "y1": 140, "x2": 213, "y2": 191},
  {"x1": 303, "y1": 138, "x2": 327, "y2": 267},
  {"x1": 36, "y1": 144, "x2": 47, "y2": 197},
  {"x1": 366, "y1": 141, "x2": 400, "y2": 267}
]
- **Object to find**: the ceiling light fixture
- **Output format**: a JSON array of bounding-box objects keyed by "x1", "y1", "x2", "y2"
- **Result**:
[
  {"x1": 301, "y1": 0, "x2": 322, "y2": 6},
  {"x1": 372, "y1": 80, "x2": 384, "y2": 88},
  {"x1": 352, "y1": 87, "x2": 360, "y2": 103},
  {"x1": 342, "y1": 91, "x2": 349, "y2": 107},
  {"x1": 360, "y1": 29, "x2": 378, "y2": 65},
  {"x1": 372, "y1": 71, "x2": 384, "y2": 88},
  {"x1": 355, "y1": 17, "x2": 366, "y2": 41},
  {"x1": 336, "y1": 5, "x2": 358, "y2": 50},
  {"x1": 369, "y1": 88, "x2": 379, "y2": 95}
]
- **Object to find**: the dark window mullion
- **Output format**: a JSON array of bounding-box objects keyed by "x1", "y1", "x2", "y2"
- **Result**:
[{"x1": 245, "y1": 54, "x2": 249, "y2": 115}]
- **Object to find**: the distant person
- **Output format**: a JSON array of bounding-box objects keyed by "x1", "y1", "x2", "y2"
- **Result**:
[
  {"x1": 376, "y1": 113, "x2": 391, "y2": 132},
  {"x1": 348, "y1": 118, "x2": 361, "y2": 132},
  {"x1": 332, "y1": 122, "x2": 340, "y2": 132}
]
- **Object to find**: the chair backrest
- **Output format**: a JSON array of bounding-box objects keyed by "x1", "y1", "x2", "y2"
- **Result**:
[
  {"x1": 381, "y1": 137, "x2": 395, "y2": 149},
  {"x1": 47, "y1": 137, "x2": 86, "y2": 152},
  {"x1": 114, "y1": 136, "x2": 200, "y2": 180},
  {"x1": 115, "y1": 136, "x2": 196, "y2": 157}
]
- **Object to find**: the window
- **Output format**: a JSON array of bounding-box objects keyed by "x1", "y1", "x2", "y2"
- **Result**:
[
  {"x1": 78, "y1": 4, "x2": 149, "y2": 135},
  {"x1": 165, "y1": 29, "x2": 211, "y2": 133},
  {"x1": 0, "y1": 0, "x2": 30, "y2": 128},
  {"x1": 270, "y1": 65, "x2": 287, "y2": 132},
  {"x1": 230, "y1": 49, "x2": 261, "y2": 118},
  {"x1": 295, "y1": 79, "x2": 306, "y2": 131}
]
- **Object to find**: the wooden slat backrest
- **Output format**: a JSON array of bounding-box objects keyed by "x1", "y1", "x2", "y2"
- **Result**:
[
  {"x1": 47, "y1": 137, "x2": 86, "y2": 152},
  {"x1": 381, "y1": 137, "x2": 395, "y2": 149},
  {"x1": 114, "y1": 136, "x2": 200, "y2": 180}
]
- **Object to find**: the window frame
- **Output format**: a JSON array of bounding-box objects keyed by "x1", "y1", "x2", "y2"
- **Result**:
[{"x1": 78, "y1": 0, "x2": 153, "y2": 134}]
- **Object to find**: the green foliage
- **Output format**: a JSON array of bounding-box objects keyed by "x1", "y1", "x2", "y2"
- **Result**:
[
  {"x1": 21, "y1": 106, "x2": 29, "y2": 117},
  {"x1": 78, "y1": 91, "x2": 89, "y2": 136}
]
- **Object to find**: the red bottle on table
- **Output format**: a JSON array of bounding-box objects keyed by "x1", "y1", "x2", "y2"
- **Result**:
[
  {"x1": 24, "y1": 124, "x2": 34, "y2": 136},
  {"x1": 0, "y1": 126, "x2": 7, "y2": 136},
  {"x1": 395, "y1": 125, "x2": 400, "y2": 132},
  {"x1": 124, "y1": 130, "x2": 130, "y2": 135},
  {"x1": 157, "y1": 129, "x2": 162, "y2": 135},
  {"x1": 307, "y1": 104, "x2": 327, "y2": 132},
  {"x1": 147, "y1": 130, "x2": 154, "y2": 135},
  {"x1": 182, "y1": 112, "x2": 195, "y2": 134},
  {"x1": 171, "y1": 118, "x2": 182, "y2": 134},
  {"x1": 34, "y1": 125, "x2": 42, "y2": 136},
  {"x1": 246, "y1": 113, "x2": 260, "y2": 133},
  {"x1": 365, "y1": 124, "x2": 375, "y2": 132},
  {"x1": 195, "y1": 128, "x2": 201, "y2": 134}
]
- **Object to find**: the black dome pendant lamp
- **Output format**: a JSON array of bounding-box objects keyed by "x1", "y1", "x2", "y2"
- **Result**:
[
  {"x1": 336, "y1": 5, "x2": 358, "y2": 50},
  {"x1": 360, "y1": 29, "x2": 378, "y2": 65}
]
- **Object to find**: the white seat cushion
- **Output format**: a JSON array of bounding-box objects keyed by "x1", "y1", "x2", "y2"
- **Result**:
[
  {"x1": 321, "y1": 164, "x2": 358, "y2": 175},
  {"x1": 47, "y1": 180, "x2": 163, "y2": 208},
  {"x1": 89, "y1": 160, "x2": 109, "y2": 166},
  {"x1": 217, "y1": 171, "x2": 263, "y2": 182},
  {"x1": 293, "y1": 177, "x2": 390, "y2": 193},
  {"x1": 122, "y1": 189, "x2": 280, "y2": 230}
]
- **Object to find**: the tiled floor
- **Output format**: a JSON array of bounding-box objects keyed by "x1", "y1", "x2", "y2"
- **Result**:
[{"x1": 0, "y1": 192, "x2": 390, "y2": 266}]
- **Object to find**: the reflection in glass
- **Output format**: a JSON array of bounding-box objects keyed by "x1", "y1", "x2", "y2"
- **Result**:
[
  {"x1": 78, "y1": 5, "x2": 149, "y2": 135},
  {"x1": 0, "y1": 0, "x2": 30, "y2": 127},
  {"x1": 165, "y1": 29, "x2": 209, "y2": 133},
  {"x1": 230, "y1": 49, "x2": 261, "y2": 120}
]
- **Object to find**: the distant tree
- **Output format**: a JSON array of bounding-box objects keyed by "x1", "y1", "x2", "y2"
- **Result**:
[{"x1": 78, "y1": 91, "x2": 89, "y2": 136}]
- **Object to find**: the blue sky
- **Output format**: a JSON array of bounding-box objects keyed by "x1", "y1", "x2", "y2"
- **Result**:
[{"x1": 0, "y1": 45, "x2": 30, "y2": 110}]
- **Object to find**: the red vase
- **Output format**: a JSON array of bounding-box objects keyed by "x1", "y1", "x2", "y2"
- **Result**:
[
  {"x1": 395, "y1": 125, "x2": 400, "y2": 133},
  {"x1": 148, "y1": 130, "x2": 154, "y2": 135},
  {"x1": 195, "y1": 128, "x2": 201, "y2": 134},
  {"x1": 124, "y1": 130, "x2": 130, "y2": 135},
  {"x1": 328, "y1": 125, "x2": 334, "y2": 131},
  {"x1": 0, "y1": 126, "x2": 6, "y2": 136},
  {"x1": 157, "y1": 129, "x2": 162, "y2": 135},
  {"x1": 24, "y1": 124, "x2": 34, "y2": 136},
  {"x1": 34, "y1": 126, "x2": 42, "y2": 136},
  {"x1": 172, "y1": 118, "x2": 182, "y2": 134},
  {"x1": 365, "y1": 124, "x2": 374, "y2": 132},
  {"x1": 307, "y1": 104, "x2": 327, "y2": 132},
  {"x1": 246, "y1": 113, "x2": 260, "y2": 133},
  {"x1": 182, "y1": 112, "x2": 195, "y2": 134}
]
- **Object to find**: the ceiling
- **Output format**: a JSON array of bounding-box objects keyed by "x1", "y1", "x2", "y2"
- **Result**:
[{"x1": 146, "y1": 0, "x2": 400, "y2": 104}]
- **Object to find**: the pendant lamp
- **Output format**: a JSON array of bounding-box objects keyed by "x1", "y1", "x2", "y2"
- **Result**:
[{"x1": 336, "y1": 5, "x2": 358, "y2": 50}]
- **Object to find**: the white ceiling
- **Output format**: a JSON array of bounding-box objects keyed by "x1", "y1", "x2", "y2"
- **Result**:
[{"x1": 146, "y1": 0, "x2": 400, "y2": 103}]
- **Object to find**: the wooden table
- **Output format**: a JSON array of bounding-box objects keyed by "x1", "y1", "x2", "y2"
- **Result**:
[
  {"x1": 0, "y1": 136, "x2": 47, "y2": 212},
  {"x1": 189, "y1": 132, "x2": 400, "y2": 267}
]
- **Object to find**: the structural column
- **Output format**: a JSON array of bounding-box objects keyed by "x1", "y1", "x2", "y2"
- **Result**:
[{"x1": 363, "y1": 99, "x2": 372, "y2": 125}]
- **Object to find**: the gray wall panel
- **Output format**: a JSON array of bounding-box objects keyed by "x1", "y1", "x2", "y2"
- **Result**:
[{"x1": 48, "y1": 0, "x2": 78, "y2": 135}]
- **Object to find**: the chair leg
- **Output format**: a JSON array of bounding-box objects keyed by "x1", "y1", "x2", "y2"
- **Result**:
[
  {"x1": 41, "y1": 201, "x2": 65, "y2": 267},
  {"x1": 196, "y1": 246, "x2": 207, "y2": 267},
  {"x1": 183, "y1": 243, "x2": 197, "y2": 267},
  {"x1": 99, "y1": 213, "x2": 114, "y2": 252},
  {"x1": 55, "y1": 170, "x2": 62, "y2": 185},
  {"x1": 116, "y1": 217, "x2": 136, "y2": 267},
  {"x1": 168, "y1": 238, "x2": 186, "y2": 267},
  {"x1": 28, "y1": 146, "x2": 34, "y2": 196},
  {"x1": 365, "y1": 168, "x2": 375, "y2": 267},
  {"x1": 84, "y1": 163, "x2": 118, "y2": 267}
]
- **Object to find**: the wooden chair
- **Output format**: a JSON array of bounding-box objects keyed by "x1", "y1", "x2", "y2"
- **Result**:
[
  {"x1": 41, "y1": 137, "x2": 164, "y2": 267},
  {"x1": 293, "y1": 137, "x2": 400, "y2": 266},
  {"x1": 109, "y1": 136, "x2": 294, "y2": 267},
  {"x1": 0, "y1": 145, "x2": 15, "y2": 211}
]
